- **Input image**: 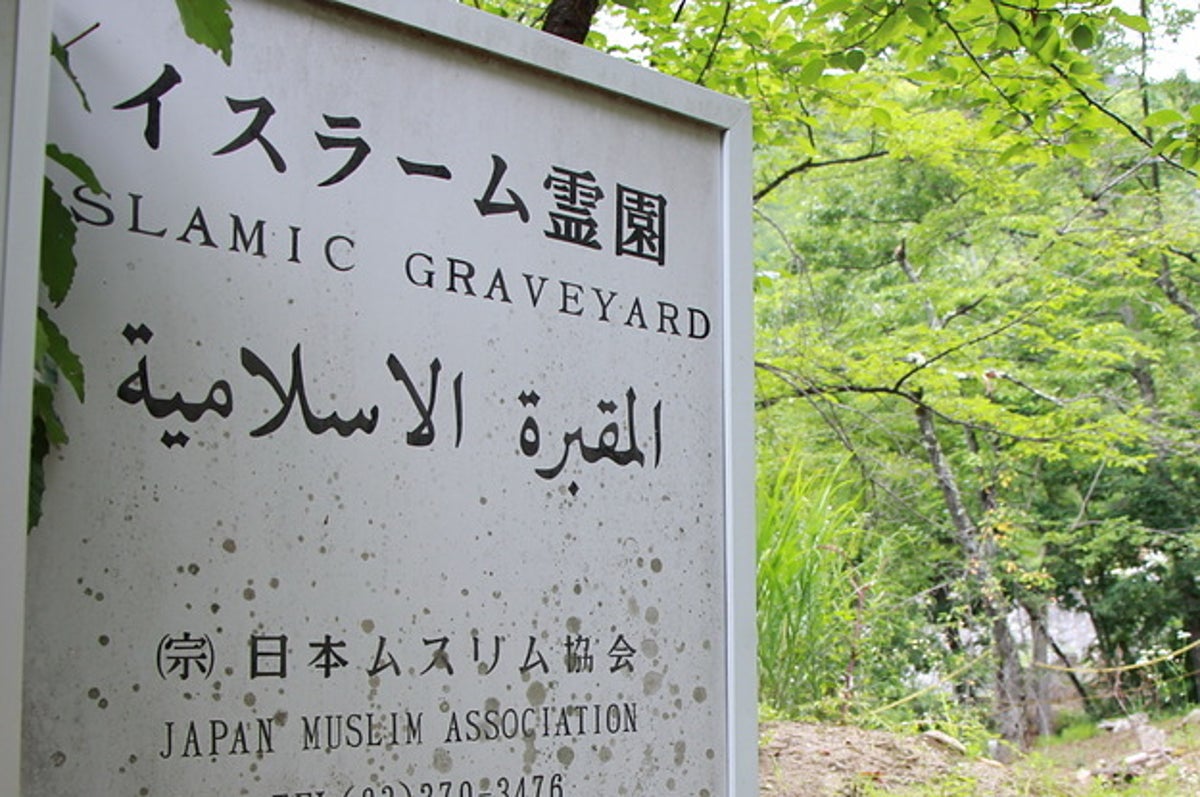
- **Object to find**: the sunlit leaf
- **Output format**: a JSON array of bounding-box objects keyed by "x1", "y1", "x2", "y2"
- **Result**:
[
  {"x1": 1112, "y1": 9, "x2": 1151, "y2": 34},
  {"x1": 799, "y1": 57, "x2": 826, "y2": 85},
  {"x1": 174, "y1": 0, "x2": 234, "y2": 65},
  {"x1": 1143, "y1": 108, "x2": 1186, "y2": 128}
]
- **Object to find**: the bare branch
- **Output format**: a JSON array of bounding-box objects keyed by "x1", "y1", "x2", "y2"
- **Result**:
[
  {"x1": 1049, "y1": 63, "x2": 1198, "y2": 179},
  {"x1": 992, "y1": 370, "x2": 1066, "y2": 407},
  {"x1": 1155, "y1": 267, "x2": 1200, "y2": 330},
  {"x1": 754, "y1": 149, "x2": 889, "y2": 204},
  {"x1": 755, "y1": 361, "x2": 1063, "y2": 443},
  {"x1": 694, "y1": 0, "x2": 732, "y2": 87},
  {"x1": 940, "y1": 297, "x2": 987, "y2": 329},
  {"x1": 891, "y1": 304, "x2": 1046, "y2": 393}
]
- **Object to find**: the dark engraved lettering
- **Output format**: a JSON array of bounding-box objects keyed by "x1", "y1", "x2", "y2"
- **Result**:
[
  {"x1": 214, "y1": 97, "x2": 287, "y2": 173},
  {"x1": 176, "y1": 206, "x2": 218, "y2": 248},
  {"x1": 288, "y1": 225, "x2": 302, "y2": 264},
  {"x1": 559, "y1": 281, "x2": 584, "y2": 316},
  {"x1": 483, "y1": 268, "x2": 511, "y2": 303},
  {"x1": 69, "y1": 185, "x2": 114, "y2": 227},
  {"x1": 324, "y1": 235, "x2": 355, "y2": 272},
  {"x1": 113, "y1": 64, "x2": 182, "y2": 150},
  {"x1": 474, "y1": 154, "x2": 529, "y2": 221},
  {"x1": 385, "y1": 355, "x2": 464, "y2": 448},
  {"x1": 301, "y1": 712, "x2": 422, "y2": 751},
  {"x1": 657, "y1": 301, "x2": 680, "y2": 336},
  {"x1": 128, "y1": 193, "x2": 167, "y2": 237},
  {"x1": 230, "y1": 214, "x2": 267, "y2": 258},
  {"x1": 240, "y1": 344, "x2": 378, "y2": 437},
  {"x1": 405, "y1": 252, "x2": 435, "y2": 288},
  {"x1": 396, "y1": 156, "x2": 451, "y2": 180},
  {"x1": 592, "y1": 288, "x2": 617, "y2": 322},
  {"x1": 315, "y1": 114, "x2": 371, "y2": 187},
  {"x1": 440, "y1": 702, "x2": 638, "y2": 743},
  {"x1": 447, "y1": 258, "x2": 476, "y2": 296},
  {"x1": 522, "y1": 273, "x2": 548, "y2": 307},
  {"x1": 118, "y1": 356, "x2": 233, "y2": 421},
  {"x1": 160, "y1": 718, "x2": 273, "y2": 759},
  {"x1": 624, "y1": 297, "x2": 647, "y2": 330}
]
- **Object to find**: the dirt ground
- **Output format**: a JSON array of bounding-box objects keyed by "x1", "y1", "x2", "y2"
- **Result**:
[
  {"x1": 760, "y1": 721, "x2": 1013, "y2": 796},
  {"x1": 759, "y1": 715, "x2": 1200, "y2": 796}
]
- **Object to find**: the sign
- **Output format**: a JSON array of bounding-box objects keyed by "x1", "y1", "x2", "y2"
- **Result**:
[{"x1": 24, "y1": 2, "x2": 753, "y2": 795}]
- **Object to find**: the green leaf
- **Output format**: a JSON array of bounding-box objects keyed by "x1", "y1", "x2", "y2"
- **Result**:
[
  {"x1": 1150, "y1": 132, "x2": 1177, "y2": 156},
  {"x1": 1113, "y1": 10, "x2": 1151, "y2": 34},
  {"x1": 799, "y1": 57, "x2": 827, "y2": 85},
  {"x1": 784, "y1": 41, "x2": 822, "y2": 61},
  {"x1": 28, "y1": 376, "x2": 70, "y2": 531},
  {"x1": 1189, "y1": 105, "x2": 1200, "y2": 125},
  {"x1": 28, "y1": 415, "x2": 50, "y2": 531},
  {"x1": 998, "y1": 141, "x2": 1031, "y2": 163},
  {"x1": 38, "y1": 308, "x2": 85, "y2": 402},
  {"x1": 50, "y1": 32, "x2": 91, "y2": 112},
  {"x1": 844, "y1": 48, "x2": 866, "y2": 72},
  {"x1": 40, "y1": 179, "x2": 78, "y2": 306},
  {"x1": 994, "y1": 23, "x2": 1019, "y2": 50},
  {"x1": 904, "y1": 0, "x2": 932, "y2": 29},
  {"x1": 32, "y1": 383, "x2": 67, "y2": 447},
  {"x1": 174, "y1": 0, "x2": 234, "y2": 65},
  {"x1": 1070, "y1": 24, "x2": 1094, "y2": 51},
  {"x1": 1037, "y1": 29, "x2": 1062, "y2": 62},
  {"x1": 1064, "y1": 136, "x2": 1091, "y2": 159},
  {"x1": 813, "y1": 0, "x2": 852, "y2": 20},
  {"x1": 1030, "y1": 22, "x2": 1054, "y2": 51},
  {"x1": 45, "y1": 144, "x2": 107, "y2": 197},
  {"x1": 1143, "y1": 108, "x2": 1186, "y2": 128}
]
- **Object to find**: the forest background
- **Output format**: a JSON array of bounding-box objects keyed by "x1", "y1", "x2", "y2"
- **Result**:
[{"x1": 31, "y1": 0, "x2": 1200, "y2": 754}]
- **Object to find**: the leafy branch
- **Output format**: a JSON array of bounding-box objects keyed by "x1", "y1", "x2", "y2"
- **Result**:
[{"x1": 31, "y1": 0, "x2": 234, "y2": 530}]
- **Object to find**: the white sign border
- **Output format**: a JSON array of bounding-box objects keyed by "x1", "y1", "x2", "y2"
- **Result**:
[{"x1": 2, "y1": 1, "x2": 53, "y2": 796}]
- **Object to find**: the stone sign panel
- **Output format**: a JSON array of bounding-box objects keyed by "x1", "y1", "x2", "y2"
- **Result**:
[{"x1": 24, "y1": 1, "x2": 752, "y2": 795}]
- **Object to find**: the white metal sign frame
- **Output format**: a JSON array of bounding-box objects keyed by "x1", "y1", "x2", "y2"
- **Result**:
[{"x1": 2, "y1": 2, "x2": 52, "y2": 795}]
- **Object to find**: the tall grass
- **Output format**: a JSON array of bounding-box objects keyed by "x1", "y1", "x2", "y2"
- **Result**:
[{"x1": 757, "y1": 456, "x2": 868, "y2": 718}]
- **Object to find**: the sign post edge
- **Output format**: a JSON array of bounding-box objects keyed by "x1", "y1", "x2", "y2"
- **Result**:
[
  {"x1": 1, "y1": 1, "x2": 53, "y2": 795},
  {"x1": 723, "y1": 106, "x2": 757, "y2": 797}
]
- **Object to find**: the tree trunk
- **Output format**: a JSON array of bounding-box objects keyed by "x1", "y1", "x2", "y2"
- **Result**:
[
  {"x1": 541, "y1": 0, "x2": 602, "y2": 43},
  {"x1": 1025, "y1": 601, "x2": 1054, "y2": 739},
  {"x1": 916, "y1": 404, "x2": 1032, "y2": 746},
  {"x1": 991, "y1": 614, "x2": 1030, "y2": 746}
]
